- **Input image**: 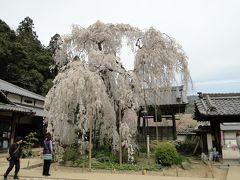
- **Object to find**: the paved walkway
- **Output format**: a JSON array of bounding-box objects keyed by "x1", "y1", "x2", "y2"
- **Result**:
[
  {"x1": 227, "y1": 166, "x2": 240, "y2": 180},
  {"x1": 1, "y1": 148, "x2": 240, "y2": 179},
  {"x1": 0, "y1": 157, "x2": 221, "y2": 180},
  {"x1": 7, "y1": 148, "x2": 240, "y2": 180}
]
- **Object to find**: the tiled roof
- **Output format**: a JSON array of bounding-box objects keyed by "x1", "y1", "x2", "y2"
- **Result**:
[
  {"x1": 0, "y1": 103, "x2": 33, "y2": 114},
  {"x1": 0, "y1": 79, "x2": 45, "y2": 101},
  {"x1": 16, "y1": 104, "x2": 45, "y2": 117},
  {"x1": 0, "y1": 90, "x2": 14, "y2": 105},
  {"x1": 140, "y1": 85, "x2": 188, "y2": 106},
  {"x1": 195, "y1": 93, "x2": 240, "y2": 117}
]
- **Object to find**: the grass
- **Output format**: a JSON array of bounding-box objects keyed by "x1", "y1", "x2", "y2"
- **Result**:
[{"x1": 65, "y1": 153, "x2": 161, "y2": 171}]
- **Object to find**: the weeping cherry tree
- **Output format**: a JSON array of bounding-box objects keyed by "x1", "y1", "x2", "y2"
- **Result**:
[{"x1": 44, "y1": 21, "x2": 191, "y2": 163}]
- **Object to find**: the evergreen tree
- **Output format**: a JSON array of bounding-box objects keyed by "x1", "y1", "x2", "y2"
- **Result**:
[
  {"x1": 0, "y1": 19, "x2": 27, "y2": 82},
  {"x1": 13, "y1": 17, "x2": 54, "y2": 95},
  {"x1": 48, "y1": 33, "x2": 61, "y2": 55},
  {"x1": 0, "y1": 19, "x2": 15, "y2": 79},
  {"x1": 0, "y1": 17, "x2": 55, "y2": 95}
]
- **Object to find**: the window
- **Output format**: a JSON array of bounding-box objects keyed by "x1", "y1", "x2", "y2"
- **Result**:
[{"x1": 24, "y1": 99, "x2": 33, "y2": 104}]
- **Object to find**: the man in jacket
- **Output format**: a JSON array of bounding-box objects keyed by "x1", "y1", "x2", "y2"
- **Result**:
[{"x1": 4, "y1": 136, "x2": 23, "y2": 179}]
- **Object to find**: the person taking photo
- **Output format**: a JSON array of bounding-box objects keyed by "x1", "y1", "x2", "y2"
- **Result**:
[{"x1": 3, "y1": 136, "x2": 23, "y2": 179}]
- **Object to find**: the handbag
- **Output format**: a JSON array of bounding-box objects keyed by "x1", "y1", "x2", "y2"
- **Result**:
[
  {"x1": 6, "y1": 155, "x2": 11, "y2": 161},
  {"x1": 6, "y1": 145, "x2": 20, "y2": 161}
]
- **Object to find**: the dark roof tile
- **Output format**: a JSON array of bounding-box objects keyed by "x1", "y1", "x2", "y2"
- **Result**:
[
  {"x1": 0, "y1": 79, "x2": 45, "y2": 101},
  {"x1": 0, "y1": 103, "x2": 33, "y2": 114},
  {"x1": 195, "y1": 93, "x2": 240, "y2": 116}
]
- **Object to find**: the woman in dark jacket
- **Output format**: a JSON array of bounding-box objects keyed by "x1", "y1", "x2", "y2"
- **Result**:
[
  {"x1": 42, "y1": 132, "x2": 53, "y2": 176},
  {"x1": 4, "y1": 136, "x2": 23, "y2": 179}
]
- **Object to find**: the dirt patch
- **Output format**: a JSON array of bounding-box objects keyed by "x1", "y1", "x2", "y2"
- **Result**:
[
  {"x1": 50, "y1": 159, "x2": 228, "y2": 180},
  {"x1": 160, "y1": 162, "x2": 228, "y2": 180}
]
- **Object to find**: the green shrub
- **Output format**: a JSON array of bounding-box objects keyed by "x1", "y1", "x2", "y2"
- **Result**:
[
  {"x1": 154, "y1": 142, "x2": 180, "y2": 166},
  {"x1": 174, "y1": 154, "x2": 186, "y2": 165},
  {"x1": 150, "y1": 140, "x2": 160, "y2": 151},
  {"x1": 22, "y1": 132, "x2": 39, "y2": 158},
  {"x1": 62, "y1": 144, "x2": 79, "y2": 162},
  {"x1": 93, "y1": 145, "x2": 118, "y2": 163},
  {"x1": 22, "y1": 149, "x2": 33, "y2": 158},
  {"x1": 138, "y1": 143, "x2": 147, "y2": 153}
]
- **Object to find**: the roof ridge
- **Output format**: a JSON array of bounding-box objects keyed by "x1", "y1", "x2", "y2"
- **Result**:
[
  {"x1": 205, "y1": 95, "x2": 217, "y2": 112},
  {"x1": 203, "y1": 93, "x2": 240, "y2": 97},
  {"x1": 210, "y1": 96, "x2": 240, "y2": 99}
]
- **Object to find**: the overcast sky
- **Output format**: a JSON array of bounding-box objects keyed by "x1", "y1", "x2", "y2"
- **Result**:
[{"x1": 1, "y1": 0, "x2": 240, "y2": 95}]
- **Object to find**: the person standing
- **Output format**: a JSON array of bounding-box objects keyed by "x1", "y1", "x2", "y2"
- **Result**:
[
  {"x1": 42, "y1": 133, "x2": 53, "y2": 176},
  {"x1": 236, "y1": 131, "x2": 240, "y2": 151},
  {"x1": 3, "y1": 136, "x2": 23, "y2": 179}
]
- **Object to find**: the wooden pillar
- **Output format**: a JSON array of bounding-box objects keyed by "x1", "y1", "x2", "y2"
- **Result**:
[
  {"x1": 216, "y1": 121, "x2": 222, "y2": 155},
  {"x1": 172, "y1": 114, "x2": 177, "y2": 140},
  {"x1": 10, "y1": 113, "x2": 16, "y2": 144},
  {"x1": 154, "y1": 104, "x2": 158, "y2": 141},
  {"x1": 161, "y1": 127, "x2": 163, "y2": 140},
  {"x1": 143, "y1": 116, "x2": 146, "y2": 141},
  {"x1": 207, "y1": 133, "x2": 213, "y2": 153}
]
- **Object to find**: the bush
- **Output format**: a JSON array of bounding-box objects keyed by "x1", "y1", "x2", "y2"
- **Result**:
[
  {"x1": 174, "y1": 154, "x2": 186, "y2": 165},
  {"x1": 138, "y1": 143, "x2": 147, "y2": 153},
  {"x1": 150, "y1": 140, "x2": 160, "y2": 151},
  {"x1": 62, "y1": 144, "x2": 79, "y2": 163},
  {"x1": 154, "y1": 142, "x2": 181, "y2": 166},
  {"x1": 22, "y1": 132, "x2": 39, "y2": 158}
]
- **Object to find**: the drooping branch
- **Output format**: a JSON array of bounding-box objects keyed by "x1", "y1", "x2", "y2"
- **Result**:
[
  {"x1": 136, "y1": 38, "x2": 144, "y2": 49},
  {"x1": 46, "y1": 21, "x2": 191, "y2": 161},
  {"x1": 97, "y1": 40, "x2": 105, "y2": 51}
]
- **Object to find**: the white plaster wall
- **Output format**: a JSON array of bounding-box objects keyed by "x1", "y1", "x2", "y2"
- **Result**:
[
  {"x1": 224, "y1": 131, "x2": 237, "y2": 146},
  {"x1": 7, "y1": 93, "x2": 21, "y2": 103},
  {"x1": 177, "y1": 135, "x2": 186, "y2": 141},
  {"x1": 35, "y1": 100, "x2": 44, "y2": 108}
]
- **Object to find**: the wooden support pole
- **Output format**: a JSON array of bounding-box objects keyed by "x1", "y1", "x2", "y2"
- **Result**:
[
  {"x1": 88, "y1": 108, "x2": 93, "y2": 171},
  {"x1": 172, "y1": 114, "x2": 177, "y2": 140},
  {"x1": 155, "y1": 104, "x2": 158, "y2": 141},
  {"x1": 10, "y1": 113, "x2": 16, "y2": 145},
  {"x1": 119, "y1": 104, "x2": 122, "y2": 166}
]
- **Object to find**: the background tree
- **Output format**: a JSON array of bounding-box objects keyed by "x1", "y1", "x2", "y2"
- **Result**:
[
  {"x1": 48, "y1": 33, "x2": 62, "y2": 55},
  {"x1": 0, "y1": 20, "x2": 13, "y2": 78},
  {"x1": 0, "y1": 19, "x2": 24, "y2": 81},
  {"x1": 0, "y1": 17, "x2": 55, "y2": 95},
  {"x1": 47, "y1": 33, "x2": 62, "y2": 76}
]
